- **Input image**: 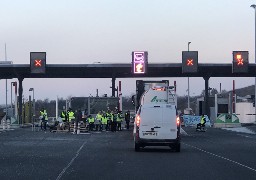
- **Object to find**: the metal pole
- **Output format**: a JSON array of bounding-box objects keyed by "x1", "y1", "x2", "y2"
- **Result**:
[
  {"x1": 251, "y1": 4, "x2": 256, "y2": 122},
  {"x1": 188, "y1": 42, "x2": 191, "y2": 109},
  {"x1": 5, "y1": 79, "x2": 8, "y2": 120},
  {"x1": 29, "y1": 95, "x2": 32, "y2": 125},
  {"x1": 255, "y1": 7, "x2": 256, "y2": 122},
  {"x1": 112, "y1": 77, "x2": 116, "y2": 97},
  {"x1": 5, "y1": 43, "x2": 8, "y2": 120},
  {"x1": 11, "y1": 83, "x2": 13, "y2": 110},
  {"x1": 18, "y1": 78, "x2": 23, "y2": 126},
  {"x1": 56, "y1": 96, "x2": 58, "y2": 119},
  {"x1": 204, "y1": 76, "x2": 210, "y2": 116},
  {"x1": 33, "y1": 90, "x2": 35, "y2": 131}
]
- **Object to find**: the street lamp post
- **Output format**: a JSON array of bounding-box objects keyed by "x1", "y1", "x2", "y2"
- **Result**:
[
  {"x1": 29, "y1": 88, "x2": 35, "y2": 131},
  {"x1": 188, "y1": 42, "x2": 191, "y2": 109},
  {"x1": 250, "y1": 4, "x2": 256, "y2": 122},
  {"x1": 10, "y1": 82, "x2": 16, "y2": 116}
]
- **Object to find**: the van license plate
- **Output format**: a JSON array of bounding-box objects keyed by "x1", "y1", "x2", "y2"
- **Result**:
[{"x1": 143, "y1": 132, "x2": 158, "y2": 136}]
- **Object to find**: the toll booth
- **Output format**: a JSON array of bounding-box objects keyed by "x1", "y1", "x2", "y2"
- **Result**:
[{"x1": 196, "y1": 95, "x2": 229, "y2": 124}]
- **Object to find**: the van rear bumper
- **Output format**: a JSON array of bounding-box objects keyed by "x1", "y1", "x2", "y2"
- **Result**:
[{"x1": 136, "y1": 138, "x2": 180, "y2": 146}]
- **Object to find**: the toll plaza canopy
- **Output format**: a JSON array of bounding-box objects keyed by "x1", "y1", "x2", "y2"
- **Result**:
[
  {"x1": 1, "y1": 63, "x2": 256, "y2": 79},
  {"x1": 1, "y1": 62, "x2": 256, "y2": 124}
]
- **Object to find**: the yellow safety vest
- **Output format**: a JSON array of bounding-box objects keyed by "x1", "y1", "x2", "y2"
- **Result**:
[
  {"x1": 117, "y1": 113, "x2": 122, "y2": 122},
  {"x1": 96, "y1": 114, "x2": 102, "y2": 121},
  {"x1": 68, "y1": 111, "x2": 75, "y2": 122},
  {"x1": 88, "y1": 117, "x2": 95, "y2": 123},
  {"x1": 40, "y1": 110, "x2": 48, "y2": 120},
  {"x1": 201, "y1": 116, "x2": 205, "y2": 124},
  {"x1": 102, "y1": 117, "x2": 108, "y2": 125}
]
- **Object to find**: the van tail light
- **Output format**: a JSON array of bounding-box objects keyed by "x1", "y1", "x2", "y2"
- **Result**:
[
  {"x1": 136, "y1": 115, "x2": 141, "y2": 126},
  {"x1": 176, "y1": 116, "x2": 180, "y2": 126}
]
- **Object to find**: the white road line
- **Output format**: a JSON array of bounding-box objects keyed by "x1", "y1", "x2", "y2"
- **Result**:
[
  {"x1": 183, "y1": 143, "x2": 256, "y2": 173},
  {"x1": 237, "y1": 134, "x2": 250, "y2": 138},
  {"x1": 56, "y1": 141, "x2": 87, "y2": 180}
]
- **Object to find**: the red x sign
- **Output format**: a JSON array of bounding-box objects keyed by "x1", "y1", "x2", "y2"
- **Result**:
[
  {"x1": 237, "y1": 59, "x2": 244, "y2": 65},
  {"x1": 236, "y1": 54, "x2": 244, "y2": 65},
  {"x1": 34, "y1": 59, "x2": 42, "y2": 67},
  {"x1": 186, "y1": 59, "x2": 194, "y2": 66}
]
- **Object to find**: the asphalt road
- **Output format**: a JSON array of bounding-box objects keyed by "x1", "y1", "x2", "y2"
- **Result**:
[{"x1": 0, "y1": 126, "x2": 256, "y2": 180}]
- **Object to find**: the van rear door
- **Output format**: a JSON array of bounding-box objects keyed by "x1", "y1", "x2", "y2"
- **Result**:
[
  {"x1": 161, "y1": 104, "x2": 177, "y2": 139},
  {"x1": 139, "y1": 104, "x2": 177, "y2": 140},
  {"x1": 139, "y1": 105, "x2": 162, "y2": 139}
]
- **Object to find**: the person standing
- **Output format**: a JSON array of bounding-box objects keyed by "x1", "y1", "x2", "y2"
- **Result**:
[
  {"x1": 95, "y1": 111, "x2": 102, "y2": 131},
  {"x1": 125, "y1": 110, "x2": 130, "y2": 130},
  {"x1": 88, "y1": 115, "x2": 95, "y2": 131},
  {"x1": 39, "y1": 108, "x2": 44, "y2": 131},
  {"x1": 111, "y1": 111, "x2": 117, "y2": 132},
  {"x1": 68, "y1": 108, "x2": 75, "y2": 123},
  {"x1": 106, "y1": 110, "x2": 111, "y2": 131},
  {"x1": 101, "y1": 113, "x2": 108, "y2": 131},
  {"x1": 60, "y1": 109, "x2": 67, "y2": 123},
  {"x1": 116, "y1": 111, "x2": 123, "y2": 131},
  {"x1": 40, "y1": 108, "x2": 48, "y2": 131}
]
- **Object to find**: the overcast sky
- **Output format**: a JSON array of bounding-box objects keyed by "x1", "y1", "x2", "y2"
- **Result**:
[{"x1": 0, "y1": 0, "x2": 256, "y2": 104}]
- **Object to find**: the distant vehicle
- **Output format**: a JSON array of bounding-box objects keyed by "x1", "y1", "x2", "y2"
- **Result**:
[{"x1": 133, "y1": 85, "x2": 181, "y2": 152}]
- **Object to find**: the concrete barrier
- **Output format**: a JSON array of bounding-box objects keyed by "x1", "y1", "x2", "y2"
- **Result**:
[
  {"x1": 214, "y1": 114, "x2": 241, "y2": 128},
  {"x1": 183, "y1": 115, "x2": 211, "y2": 127}
]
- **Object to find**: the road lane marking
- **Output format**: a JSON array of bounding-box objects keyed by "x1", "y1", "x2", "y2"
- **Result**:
[
  {"x1": 183, "y1": 143, "x2": 256, "y2": 173},
  {"x1": 56, "y1": 140, "x2": 87, "y2": 180}
]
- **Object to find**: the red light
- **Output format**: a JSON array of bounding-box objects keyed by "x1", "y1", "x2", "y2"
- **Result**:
[
  {"x1": 136, "y1": 115, "x2": 140, "y2": 126},
  {"x1": 34, "y1": 59, "x2": 42, "y2": 67},
  {"x1": 186, "y1": 59, "x2": 193, "y2": 66},
  {"x1": 235, "y1": 54, "x2": 244, "y2": 65},
  {"x1": 176, "y1": 116, "x2": 180, "y2": 125}
]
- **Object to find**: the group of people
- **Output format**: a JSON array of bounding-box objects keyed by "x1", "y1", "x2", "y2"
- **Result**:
[
  {"x1": 87, "y1": 110, "x2": 130, "y2": 132},
  {"x1": 39, "y1": 107, "x2": 78, "y2": 131},
  {"x1": 39, "y1": 107, "x2": 131, "y2": 133}
]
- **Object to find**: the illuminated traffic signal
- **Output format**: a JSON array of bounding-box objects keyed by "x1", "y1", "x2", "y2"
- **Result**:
[
  {"x1": 182, "y1": 51, "x2": 198, "y2": 73},
  {"x1": 132, "y1": 51, "x2": 148, "y2": 74},
  {"x1": 30, "y1": 52, "x2": 46, "y2": 74},
  {"x1": 232, "y1": 51, "x2": 249, "y2": 73}
]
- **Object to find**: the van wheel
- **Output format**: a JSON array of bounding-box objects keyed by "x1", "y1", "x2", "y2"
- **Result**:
[
  {"x1": 175, "y1": 143, "x2": 181, "y2": 152},
  {"x1": 135, "y1": 143, "x2": 140, "y2": 152}
]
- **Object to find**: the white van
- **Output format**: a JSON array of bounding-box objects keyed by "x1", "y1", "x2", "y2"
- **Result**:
[{"x1": 133, "y1": 86, "x2": 181, "y2": 152}]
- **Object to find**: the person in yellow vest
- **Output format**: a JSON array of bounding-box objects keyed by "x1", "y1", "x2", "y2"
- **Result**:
[
  {"x1": 88, "y1": 115, "x2": 95, "y2": 131},
  {"x1": 39, "y1": 108, "x2": 44, "y2": 131},
  {"x1": 196, "y1": 114, "x2": 206, "y2": 131},
  {"x1": 116, "y1": 111, "x2": 123, "y2": 131},
  {"x1": 68, "y1": 108, "x2": 75, "y2": 123},
  {"x1": 106, "y1": 110, "x2": 112, "y2": 131},
  {"x1": 40, "y1": 108, "x2": 48, "y2": 131},
  {"x1": 60, "y1": 109, "x2": 67, "y2": 123},
  {"x1": 95, "y1": 111, "x2": 103, "y2": 131},
  {"x1": 101, "y1": 113, "x2": 108, "y2": 131}
]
